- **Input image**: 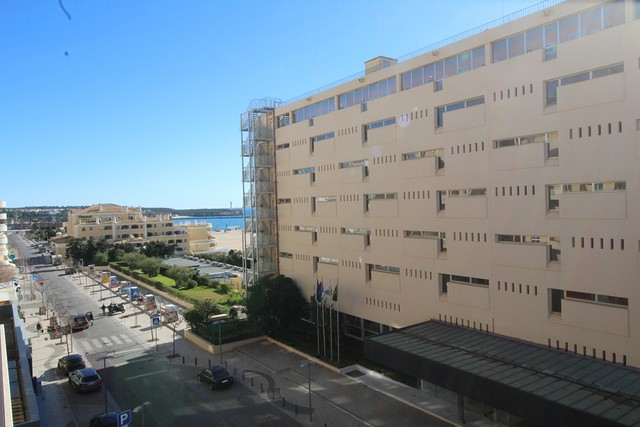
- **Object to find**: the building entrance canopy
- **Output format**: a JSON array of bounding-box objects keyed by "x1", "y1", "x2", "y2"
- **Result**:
[{"x1": 365, "y1": 321, "x2": 640, "y2": 426}]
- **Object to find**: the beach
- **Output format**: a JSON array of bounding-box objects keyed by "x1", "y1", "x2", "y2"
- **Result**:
[{"x1": 212, "y1": 228, "x2": 244, "y2": 252}]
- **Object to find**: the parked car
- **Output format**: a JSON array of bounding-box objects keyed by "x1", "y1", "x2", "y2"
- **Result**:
[
  {"x1": 69, "y1": 367, "x2": 102, "y2": 393},
  {"x1": 197, "y1": 365, "x2": 234, "y2": 389},
  {"x1": 89, "y1": 412, "x2": 117, "y2": 427},
  {"x1": 57, "y1": 353, "x2": 86, "y2": 375}
]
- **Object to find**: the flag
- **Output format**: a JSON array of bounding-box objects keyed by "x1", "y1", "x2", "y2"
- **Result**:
[
  {"x1": 315, "y1": 279, "x2": 324, "y2": 304},
  {"x1": 332, "y1": 282, "x2": 338, "y2": 302},
  {"x1": 322, "y1": 286, "x2": 332, "y2": 302}
]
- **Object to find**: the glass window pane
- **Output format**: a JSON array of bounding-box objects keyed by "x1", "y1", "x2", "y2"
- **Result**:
[
  {"x1": 458, "y1": 51, "x2": 471, "y2": 73},
  {"x1": 401, "y1": 72, "x2": 411, "y2": 90},
  {"x1": 508, "y1": 33, "x2": 525, "y2": 58},
  {"x1": 525, "y1": 27, "x2": 543, "y2": 52},
  {"x1": 423, "y1": 65, "x2": 435, "y2": 83},
  {"x1": 592, "y1": 63, "x2": 623, "y2": 79},
  {"x1": 444, "y1": 56, "x2": 457, "y2": 77},
  {"x1": 544, "y1": 21, "x2": 558, "y2": 46},
  {"x1": 435, "y1": 61, "x2": 444, "y2": 81},
  {"x1": 411, "y1": 68, "x2": 423, "y2": 88},
  {"x1": 561, "y1": 72, "x2": 590, "y2": 86},
  {"x1": 387, "y1": 77, "x2": 397, "y2": 94},
  {"x1": 603, "y1": 0, "x2": 625, "y2": 28},
  {"x1": 472, "y1": 46, "x2": 486, "y2": 68},
  {"x1": 466, "y1": 97, "x2": 484, "y2": 107},
  {"x1": 559, "y1": 15, "x2": 580, "y2": 42},
  {"x1": 546, "y1": 80, "x2": 559, "y2": 106},
  {"x1": 581, "y1": 7, "x2": 602, "y2": 35},
  {"x1": 354, "y1": 88, "x2": 363, "y2": 104},
  {"x1": 492, "y1": 39, "x2": 508, "y2": 62}
]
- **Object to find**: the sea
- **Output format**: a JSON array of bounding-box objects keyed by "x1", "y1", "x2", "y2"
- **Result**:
[{"x1": 173, "y1": 216, "x2": 244, "y2": 231}]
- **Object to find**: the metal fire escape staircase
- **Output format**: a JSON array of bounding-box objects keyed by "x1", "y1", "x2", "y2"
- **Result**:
[{"x1": 241, "y1": 98, "x2": 281, "y2": 288}]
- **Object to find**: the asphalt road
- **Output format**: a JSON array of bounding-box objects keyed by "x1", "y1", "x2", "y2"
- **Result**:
[{"x1": 10, "y1": 232, "x2": 303, "y2": 427}]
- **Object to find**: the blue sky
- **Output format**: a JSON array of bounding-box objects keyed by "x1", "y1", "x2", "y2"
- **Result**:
[{"x1": 1, "y1": 0, "x2": 537, "y2": 209}]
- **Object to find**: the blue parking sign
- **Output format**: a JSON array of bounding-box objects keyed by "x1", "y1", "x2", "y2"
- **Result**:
[
  {"x1": 118, "y1": 409, "x2": 131, "y2": 427},
  {"x1": 151, "y1": 316, "x2": 161, "y2": 326}
]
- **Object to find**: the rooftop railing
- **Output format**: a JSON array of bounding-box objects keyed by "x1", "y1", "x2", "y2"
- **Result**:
[{"x1": 282, "y1": 0, "x2": 564, "y2": 106}]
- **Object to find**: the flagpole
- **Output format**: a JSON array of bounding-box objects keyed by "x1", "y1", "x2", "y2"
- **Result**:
[
  {"x1": 330, "y1": 301, "x2": 333, "y2": 360},
  {"x1": 322, "y1": 298, "x2": 327, "y2": 357},
  {"x1": 335, "y1": 282, "x2": 340, "y2": 365}
]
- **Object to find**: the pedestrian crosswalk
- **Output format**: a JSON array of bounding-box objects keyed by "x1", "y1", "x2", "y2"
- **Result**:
[{"x1": 74, "y1": 333, "x2": 138, "y2": 353}]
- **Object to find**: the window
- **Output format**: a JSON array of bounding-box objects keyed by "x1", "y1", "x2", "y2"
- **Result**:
[
  {"x1": 279, "y1": 252, "x2": 293, "y2": 258},
  {"x1": 363, "y1": 117, "x2": 396, "y2": 142},
  {"x1": 442, "y1": 273, "x2": 489, "y2": 289},
  {"x1": 365, "y1": 192, "x2": 396, "y2": 211},
  {"x1": 339, "y1": 77, "x2": 396, "y2": 109},
  {"x1": 310, "y1": 132, "x2": 335, "y2": 143},
  {"x1": 317, "y1": 257, "x2": 338, "y2": 265},
  {"x1": 370, "y1": 264, "x2": 400, "y2": 274},
  {"x1": 551, "y1": 289, "x2": 564, "y2": 313},
  {"x1": 492, "y1": 1, "x2": 625, "y2": 64},
  {"x1": 277, "y1": 198, "x2": 291, "y2": 204},
  {"x1": 401, "y1": 46, "x2": 484, "y2": 90},
  {"x1": 401, "y1": 148, "x2": 445, "y2": 168},
  {"x1": 404, "y1": 230, "x2": 446, "y2": 252},
  {"x1": 545, "y1": 63, "x2": 624, "y2": 106},
  {"x1": 549, "y1": 237, "x2": 561, "y2": 262},
  {"x1": 293, "y1": 167, "x2": 315, "y2": 175},
  {"x1": 293, "y1": 98, "x2": 335, "y2": 123},
  {"x1": 435, "y1": 96, "x2": 484, "y2": 128}
]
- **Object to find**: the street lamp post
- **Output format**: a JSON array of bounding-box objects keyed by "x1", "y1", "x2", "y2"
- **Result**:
[
  {"x1": 213, "y1": 320, "x2": 224, "y2": 364},
  {"x1": 133, "y1": 401, "x2": 151, "y2": 427},
  {"x1": 300, "y1": 361, "x2": 313, "y2": 422}
]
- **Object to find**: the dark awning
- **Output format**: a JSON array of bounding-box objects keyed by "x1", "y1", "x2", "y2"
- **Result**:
[{"x1": 364, "y1": 321, "x2": 640, "y2": 426}]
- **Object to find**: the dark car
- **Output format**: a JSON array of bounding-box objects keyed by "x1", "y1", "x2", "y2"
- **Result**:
[
  {"x1": 70, "y1": 313, "x2": 92, "y2": 331},
  {"x1": 69, "y1": 367, "x2": 102, "y2": 393},
  {"x1": 57, "y1": 353, "x2": 86, "y2": 375},
  {"x1": 89, "y1": 412, "x2": 118, "y2": 427},
  {"x1": 197, "y1": 365, "x2": 233, "y2": 389}
]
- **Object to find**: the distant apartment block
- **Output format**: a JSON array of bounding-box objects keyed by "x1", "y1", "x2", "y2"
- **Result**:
[{"x1": 60, "y1": 203, "x2": 216, "y2": 255}]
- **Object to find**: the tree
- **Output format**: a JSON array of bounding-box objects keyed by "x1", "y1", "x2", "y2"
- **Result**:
[
  {"x1": 165, "y1": 266, "x2": 196, "y2": 289},
  {"x1": 93, "y1": 252, "x2": 109, "y2": 266},
  {"x1": 183, "y1": 299, "x2": 225, "y2": 329},
  {"x1": 141, "y1": 241, "x2": 177, "y2": 258},
  {"x1": 122, "y1": 253, "x2": 146, "y2": 270},
  {"x1": 246, "y1": 274, "x2": 308, "y2": 334},
  {"x1": 140, "y1": 257, "x2": 162, "y2": 277}
]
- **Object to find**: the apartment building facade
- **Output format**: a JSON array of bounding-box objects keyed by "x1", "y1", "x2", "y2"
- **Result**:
[
  {"x1": 62, "y1": 204, "x2": 216, "y2": 255},
  {"x1": 245, "y1": 0, "x2": 640, "y2": 374}
]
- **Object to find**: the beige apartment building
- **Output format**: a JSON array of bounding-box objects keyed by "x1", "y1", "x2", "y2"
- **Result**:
[
  {"x1": 62, "y1": 204, "x2": 216, "y2": 254},
  {"x1": 242, "y1": 1, "x2": 640, "y2": 423}
]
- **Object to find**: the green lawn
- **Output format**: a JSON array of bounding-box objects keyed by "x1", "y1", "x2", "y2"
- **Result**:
[
  {"x1": 128, "y1": 269, "x2": 225, "y2": 303},
  {"x1": 179, "y1": 286, "x2": 225, "y2": 302}
]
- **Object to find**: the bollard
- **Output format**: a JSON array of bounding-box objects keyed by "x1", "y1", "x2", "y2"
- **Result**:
[
  {"x1": 182, "y1": 356, "x2": 185, "y2": 365},
  {"x1": 195, "y1": 357, "x2": 198, "y2": 366},
  {"x1": 242, "y1": 371, "x2": 245, "y2": 380},
  {"x1": 282, "y1": 397, "x2": 285, "y2": 408},
  {"x1": 234, "y1": 367, "x2": 237, "y2": 376},
  {"x1": 260, "y1": 383, "x2": 264, "y2": 393},
  {"x1": 251, "y1": 377, "x2": 254, "y2": 386},
  {"x1": 224, "y1": 360, "x2": 228, "y2": 369},
  {"x1": 208, "y1": 359, "x2": 211, "y2": 367},
  {"x1": 295, "y1": 405, "x2": 298, "y2": 415}
]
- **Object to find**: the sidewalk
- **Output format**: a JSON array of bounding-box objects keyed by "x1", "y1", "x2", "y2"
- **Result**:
[{"x1": 25, "y1": 272, "x2": 496, "y2": 427}]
